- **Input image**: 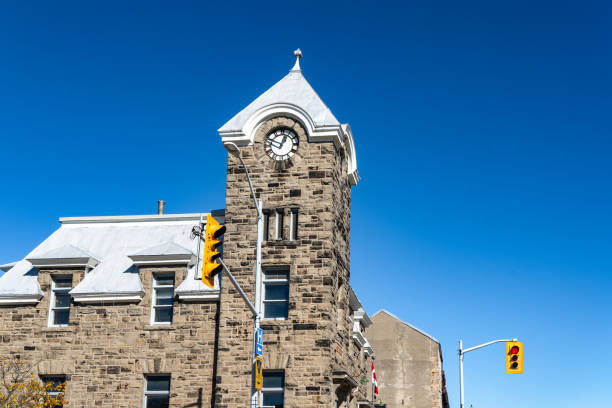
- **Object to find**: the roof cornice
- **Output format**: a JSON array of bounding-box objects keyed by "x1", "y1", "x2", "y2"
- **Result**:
[
  {"x1": 0, "y1": 294, "x2": 42, "y2": 305},
  {"x1": 26, "y1": 257, "x2": 99, "y2": 269},
  {"x1": 71, "y1": 292, "x2": 144, "y2": 304},
  {"x1": 59, "y1": 213, "x2": 206, "y2": 224}
]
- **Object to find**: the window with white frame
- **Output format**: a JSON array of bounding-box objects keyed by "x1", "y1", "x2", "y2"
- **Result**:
[
  {"x1": 262, "y1": 370, "x2": 285, "y2": 408},
  {"x1": 151, "y1": 273, "x2": 175, "y2": 325},
  {"x1": 40, "y1": 375, "x2": 66, "y2": 407},
  {"x1": 143, "y1": 375, "x2": 170, "y2": 408},
  {"x1": 48, "y1": 275, "x2": 72, "y2": 327},
  {"x1": 262, "y1": 267, "x2": 289, "y2": 320}
]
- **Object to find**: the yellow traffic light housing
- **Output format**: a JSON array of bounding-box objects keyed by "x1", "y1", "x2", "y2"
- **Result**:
[
  {"x1": 506, "y1": 341, "x2": 523, "y2": 374},
  {"x1": 202, "y1": 214, "x2": 226, "y2": 289}
]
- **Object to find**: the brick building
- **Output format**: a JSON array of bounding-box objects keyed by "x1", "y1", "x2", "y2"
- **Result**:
[{"x1": 0, "y1": 52, "x2": 377, "y2": 407}]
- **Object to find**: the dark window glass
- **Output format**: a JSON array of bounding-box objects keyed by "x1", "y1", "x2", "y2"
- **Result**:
[
  {"x1": 146, "y1": 376, "x2": 170, "y2": 391},
  {"x1": 263, "y1": 270, "x2": 288, "y2": 280},
  {"x1": 265, "y1": 285, "x2": 289, "y2": 301},
  {"x1": 145, "y1": 376, "x2": 170, "y2": 408},
  {"x1": 54, "y1": 293, "x2": 71, "y2": 308},
  {"x1": 264, "y1": 303, "x2": 288, "y2": 319},
  {"x1": 40, "y1": 375, "x2": 65, "y2": 408},
  {"x1": 154, "y1": 308, "x2": 173, "y2": 323},
  {"x1": 262, "y1": 371, "x2": 284, "y2": 408},
  {"x1": 41, "y1": 376, "x2": 65, "y2": 388},
  {"x1": 263, "y1": 372, "x2": 284, "y2": 388},
  {"x1": 155, "y1": 276, "x2": 174, "y2": 286},
  {"x1": 53, "y1": 277, "x2": 72, "y2": 288},
  {"x1": 53, "y1": 310, "x2": 70, "y2": 326},
  {"x1": 146, "y1": 395, "x2": 169, "y2": 408},
  {"x1": 155, "y1": 297, "x2": 174, "y2": 306},
  {"x1": 263, "y1": 392, "x2": 283, "y2": 407}
]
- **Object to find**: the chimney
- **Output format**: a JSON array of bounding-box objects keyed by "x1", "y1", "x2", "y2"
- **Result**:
[{"x1": 157, "y1": 200, "x2": 165, "y2": 215}]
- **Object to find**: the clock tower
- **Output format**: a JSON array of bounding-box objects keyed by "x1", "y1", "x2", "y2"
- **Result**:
[{"x1": 215, "y1": 50, "x2": 369, "y2": 407}]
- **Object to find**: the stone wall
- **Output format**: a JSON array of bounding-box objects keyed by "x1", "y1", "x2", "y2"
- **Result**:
[
  {"x1": 216, "y1": 116, "x2": 369, "y2": 407},
  {"x1": 365, "y1": 311, "x2": 449, "y2": 408},
  {"x1": 0, "y1": 265, "x2": 217, "y2": 408}
]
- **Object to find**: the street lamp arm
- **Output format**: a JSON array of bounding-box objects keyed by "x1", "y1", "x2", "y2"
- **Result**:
[
  {"x1": 461, "y1": 338, "x2": 518, "y2": 355},
  {"x1": 224, "y1": 142, "x2": 263, "y2": 218}
]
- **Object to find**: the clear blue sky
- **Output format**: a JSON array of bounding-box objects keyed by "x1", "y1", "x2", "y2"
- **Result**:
[{"x1": 1, "y1": 1, "x2": 610, "y2": 407}]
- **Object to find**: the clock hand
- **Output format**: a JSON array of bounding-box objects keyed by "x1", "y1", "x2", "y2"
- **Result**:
[{"x1": 266, "y1": 139, "x2": 283, "y2": 148}]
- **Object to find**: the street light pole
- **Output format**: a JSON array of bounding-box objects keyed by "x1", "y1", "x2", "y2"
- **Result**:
[
  {"x1": 224, "y1": 142, "x2": 264, "y2": 408},
  {"x1": 459, "y1": 337, "x2": 518, "y2": 408}
]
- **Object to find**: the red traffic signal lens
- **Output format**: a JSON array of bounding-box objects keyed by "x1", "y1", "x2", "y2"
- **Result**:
[{"x1": 510, "y1": 345, "x2": 520, "y2": 354}]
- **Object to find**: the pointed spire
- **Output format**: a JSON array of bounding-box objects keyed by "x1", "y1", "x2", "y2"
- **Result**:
[{"x1": 291, "y1": 48, "x2": 302, "y2": 72}]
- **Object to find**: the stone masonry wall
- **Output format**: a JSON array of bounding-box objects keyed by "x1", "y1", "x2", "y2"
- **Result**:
[
  {"x1": 0, "y1": 265, "x2": 217, "y2": 408},
  {"x1": 216, "y1": 116, "x2": 369, "y2": 407}
]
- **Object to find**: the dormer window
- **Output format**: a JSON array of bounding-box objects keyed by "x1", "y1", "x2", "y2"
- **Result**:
[
  {"x1": 151, "y1": 273, "x2": 175, "y2": 325},
  {"x1": 48, "y1": 275, "x2": 72, "y2": 327}
]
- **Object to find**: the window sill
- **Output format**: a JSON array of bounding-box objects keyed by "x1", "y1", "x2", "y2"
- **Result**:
[
  {"x1": 43, "y1": 326, "x2": 75, "y2": 333},
  {"x1": 260, "y1": 320, "x2": 291, "y2": 331},
  {"x1": 263, "y1": 240, "x2": 299, "y2": 247},
  {"x1": 141, "y1": 325, "x2": 176, "y2": 331}
]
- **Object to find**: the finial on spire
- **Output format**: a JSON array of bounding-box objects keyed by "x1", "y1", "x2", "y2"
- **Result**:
[{"x1": 291, "y1": 48, "x2": 302, "y2": 72}]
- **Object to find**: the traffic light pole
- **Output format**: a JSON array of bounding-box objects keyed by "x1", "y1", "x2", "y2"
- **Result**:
[
  {"x1": 224, "y1": 142, "x2": 263, "y2": 408},
  {"x1": 458, "y1": 338, "x2": 518, "y2": 408}
]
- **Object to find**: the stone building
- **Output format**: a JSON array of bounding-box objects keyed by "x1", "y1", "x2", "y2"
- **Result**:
[
  {"x1": 365, "y1": 310, "x2": 450, "y2": 408},
  {"x1": 0, "y1": 52, "x2": 377, "y2": 407}
]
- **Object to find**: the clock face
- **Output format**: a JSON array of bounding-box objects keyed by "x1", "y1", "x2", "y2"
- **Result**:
[{"x1": 264, "y1": 128, "x2": 299, "y2": 161}]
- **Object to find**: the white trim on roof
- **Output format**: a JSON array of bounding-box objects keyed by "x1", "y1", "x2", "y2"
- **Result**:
[
  {"x1": 27, "y1": 257, "x2": 99, "y2": 269},
  {"x1": 0, "y1": 262, "x2": 17, "y2": 272},
  {"x1": 373, "y1": 309, "x2": 440, "y2": 344},
  {"x1": 0, "y1": 294, "x2": 42, "y2": 305},
  {"x1": 59, "y1": 213, "x2": 205, "y2": 224},
  {"x1": 72, "y1": 293, "x2": 144, "y2": 304},
  {"x1": 128, "y1": 254, "x2": 195, "y2": 266},
  {"x1": 176, "y1": 290, "x2": 220, "y2": 301}
]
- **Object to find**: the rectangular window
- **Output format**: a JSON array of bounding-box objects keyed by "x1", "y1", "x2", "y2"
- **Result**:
[
  {"x1": 40, "y1": 375, "x2": 66, "y2": 407},
  {"x1": 289, "y1": 208, "x2": 298, "y2": 241},
  {"x1": 275, "y1": 210, "x2": 284, "y2": 241},
  {"x1": 262, "y1": 371, "x2": 285, "y2": 408},
  {"x1": 48, "y1": 276, "x2": 72, "y2": 327},
  {"x1": 262, "y1": 268, "x2": 289, "y2": 320},
  {"x1": 144, "y1": 375, "x2": 170, "y2": 408},
  {"x1": 151, "y1": 273, "x2": 175, "y2": 325},
  {"x1": 263, "y1": 209, "x2": 271, "y2": 241}
]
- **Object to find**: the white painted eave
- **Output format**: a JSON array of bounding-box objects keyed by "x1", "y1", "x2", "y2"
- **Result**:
[
  {"x1": 0, "y1": 262, "x2": 17, "y2": 272},
  {"x1": 176, "y1": 290, "x2": 220, "y2": 301},
  {"x1": 26, "y1": 257, "x2": 99, "y2": 269},
  {"x1": 0, "y1": 294, "x2": 42, "y2": 305},
  {"x1": 60, "y1": 213, "x2": 205, "y2": 224},
  {"x1": 72, "y1": 292, "x2": 144, "y2": 304},
  {"x1": 128, "y1": 254, "x2": 196, "y2": 266}
]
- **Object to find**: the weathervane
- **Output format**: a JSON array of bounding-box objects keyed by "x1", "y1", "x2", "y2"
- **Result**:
[{"x1": 291, "y1": 48, "x2": 302, "y2": 71}]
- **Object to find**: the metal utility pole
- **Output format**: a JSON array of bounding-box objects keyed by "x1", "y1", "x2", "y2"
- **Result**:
[
  {"x1": 459, "y1": 338, "x2": 518, "y2": 408},
  {"x1": 224, "y1": 142, "x2": 264, "y2": 408}
]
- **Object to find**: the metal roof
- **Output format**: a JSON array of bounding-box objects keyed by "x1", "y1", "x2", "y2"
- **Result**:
[{"x1": 0, "y1": 213, "x2": 217, "y2": 302}]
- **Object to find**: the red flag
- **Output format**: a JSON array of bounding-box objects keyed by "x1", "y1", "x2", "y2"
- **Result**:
[{"x1": 372, "y1": 361, "x2": 378, "y2": 395}]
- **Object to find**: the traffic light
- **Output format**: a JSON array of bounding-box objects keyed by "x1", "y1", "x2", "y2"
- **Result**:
[
  {"x1": 202, "y1": 214, "x2": 226, "y2": 289},
  {"x1": 506, "y1": 341, "x2": 523, "y2": 374}
]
